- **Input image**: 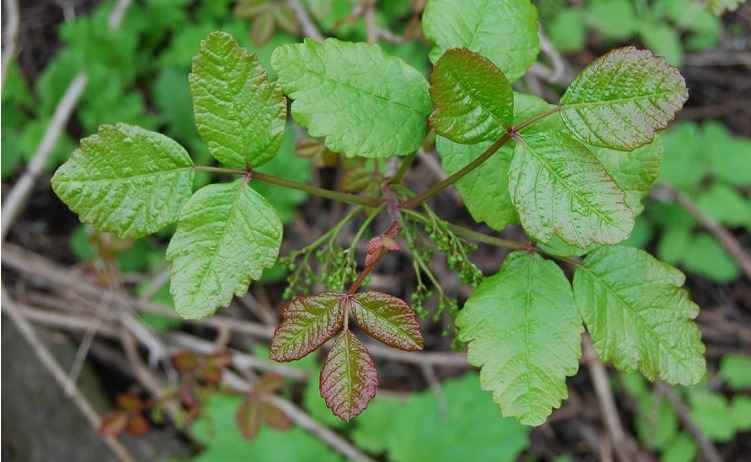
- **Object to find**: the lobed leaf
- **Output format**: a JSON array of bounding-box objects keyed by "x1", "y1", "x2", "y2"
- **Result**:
[
  {"x1": 430, "y1": 48, "x2": 513, "y2": 144},
  {"x1": 351, "y1": 291, "x2": 423, "y2": 351},
  {"x1": 270, "y1": 292, "x2": 346, "y2": 362},
  {"x1": 574, "y1": 246, "x2": 706, "y2": 385},
  {"x1": 190, "y1": 31, "x2": 286, "y2": 168},
  {"x1": 422, "y1": 0, "x2": 539, "y2": 82},
  {"x1": 457, "y1": 252, "x2": 583, "y2": 426},
  {"x1": 51, "y1": 124, "x2": 194, "y2": 239},
  {"x1": 560, "y1": 47, "x2": 688, "y2": 151},
  {"x1": 272, "y1": 38, "x2": 432, "y2": 158},
  {"x1": 509, "y1": 131, "x2": 633, "y2": 248},
  {"x1": 320, "y1": 331, "x2": 378, "y2": 421},
  {"x1": 166, "y1": 179, "x2": 282, "y2": 320}
]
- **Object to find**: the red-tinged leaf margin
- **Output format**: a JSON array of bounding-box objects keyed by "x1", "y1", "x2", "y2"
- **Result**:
[
  {"x1": 236, "y1": 398, "x2": 262, "y2": 441},
  {"x1": 352, "y1": 291, "x2": 424, "y2": 351},
  {"x1": 205, "y1": 350, "x2": 233, "y2": 368},
  {"x1": 172, "y1": 351, "x2": 199, "y2": 371},
  {"x1": 261, "y1": 400, "x2": 292, "y2": 431},
  {"x1": 320, "y1": 331, "x2": 378, "y2": 421},
  {"x1": 270, "y1": 292, "x2": 345, "y2": 362},
  {"x1": 100, "y1": 411, "x2": 128, "y2": 436},
  {"x1": 126, "y1": 414, "x2": 150, "y2": 437},
  {"x1": 199, "y1": 364, "x2": 224, "y2": 383},
  {"x1": 116, "y1": 394, "x2": 145, "y2": 411}
]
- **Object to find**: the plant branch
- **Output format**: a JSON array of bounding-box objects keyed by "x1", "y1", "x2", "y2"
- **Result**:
[
  {"x1": 1, "y1": 0, "x2": 20, "y2": 92},
  {"x1": 287, "y1": 0, "x2": 325, "y2": 42},
  {"x1": 511, "y1": 106, "x2": 561, "y2": 133},
  {"x1": 653, "y1": 381, "x2": 723, "y2": 462},
  {"x1": 400, "y1": 133, "x2": 511, "y2": 209},
  {"x1": 254, "y1": 170, "x2": 384, "y2": 207},
  {"x1": 1, "y1": 286, "x2": 138, "y2": 462}
]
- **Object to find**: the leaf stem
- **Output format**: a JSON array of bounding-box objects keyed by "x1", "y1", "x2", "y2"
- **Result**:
[
  {"x1": 511, "y1": 106, "x2": 561, "y2": 133},
  {"x1": 387, "y1": 152, "x2": 416, "y2": 185},
  {"x1": 192, "y1": 166, "x2": 383, "y2": 208},
  {"x1": 399, "y1": 133, "x2": 511, "y2": 209}
]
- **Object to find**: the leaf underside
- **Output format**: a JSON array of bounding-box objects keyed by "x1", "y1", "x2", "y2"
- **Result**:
[
  {"x1": 509, "y1": 131, "x2": 634, "y2": 248},
  {"x1": 560, "y1": 47, "x2": 688, "y2": 151},
  {"x1": 351, "y1": 291, "x2": 424, "y2": 351},
  {"x1": 190, "y1": 31, "x2": 286, "y2": 168},
  {"x1": 51, "y1": 123, "x2": 194, "y2": 239},
  {"x1": 457, "y1": 252, "x2": 583, "y2": 426},
  {"x1": 574, "y1": 246, "x2": 706, "y2": 385},
  {"x1": 272, "y1": 38, "x2": 432, "y2": 158},
  {"x1": 166, "y1": 179, "x2": 282, "y2": 320},
  {"x1": 422, "y1": 0, "x2": 540, "y2": 82},
  {"x1": 320, "y1": 331, "x2": 378, "y2": 421},
  {"x1": 270, "y1": 292, "x2": 346, "y2": 362},
  {"x1": 430, "y1": 48, "x2": 513, "y2": 144}
]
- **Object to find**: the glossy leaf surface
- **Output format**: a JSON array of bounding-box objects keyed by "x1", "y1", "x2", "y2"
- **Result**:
[
  {"x1": 167, "y1": 179, "x2": 282, "y2": 319},
  {"x1": 351, "y1": 291, "x2": 423, "y2": 351},
  {"x1": 272, "y1": 38, "x2": 432, "y2": 158},
  {"x1": 190, "y1": 31, "x2": 286, "y2": 168},
  {"x1": 560, "y1": 47, "x2": 688, "y2": 150},
  {"x1": 51, "y1": 124, "x2": 194, "y2": 238},
  {"x1": 270, "y1": 292, "x2": 346, "y2": 361}
]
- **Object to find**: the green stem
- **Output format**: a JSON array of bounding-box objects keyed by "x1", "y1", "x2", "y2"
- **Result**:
[
  {"x1": 511, "y1": 106, "x2": 561, "y2": 133},
  {"x1": 387, "y1": 152, "x2": 416, "y2": 185},
  {"x1": 192, "y1": 166, "x2": 383, "y2": 208},
  {"x1": 399, "y1": 133, "x2": 511, "y2": 209}
]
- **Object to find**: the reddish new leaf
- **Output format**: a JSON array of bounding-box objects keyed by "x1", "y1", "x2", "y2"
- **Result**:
[
  {"x1": 352, "y1": 291, "x2": 424, "y2": 351},
  {"x1": 236, "y1": 398, "x2": 262, "y2": 441},
  {"x1": 116, "y1": 394, "x2": 145, "y2": 411},
  {"x1": 199, "y1": 364, "x2": 223, "y2": 384},
  {"x1": 126, "y1": 414, "x2": 150, "y2": 437},
  {"x1": 100, "y1": 411, "x2": 128, "y2": 436},
  {"x1": 255, "y1": 373, "x2": 285, "y2": 393},
  {"x1": 172, "y1": 351, "x2": 199, "y2": 371},
  {"x1": 261, "y1": 400, "x2": 292, "y2": 431},
  {"x1": 205, "y1": 350, "x2": 233, "y2": 368},
  {"x1": 320, "y1": 331, "x2": 378, "y2": 421},
  {"x1": 270, "y1": 292, "x2": 346, "y2": 361}
]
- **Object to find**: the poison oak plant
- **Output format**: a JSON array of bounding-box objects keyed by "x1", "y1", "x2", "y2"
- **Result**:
[{"x1": 51, "y1": 0, "x2": 706, "y2": 426}]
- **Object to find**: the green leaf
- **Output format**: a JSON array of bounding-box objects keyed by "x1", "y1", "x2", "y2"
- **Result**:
[
  {"x1": 720, "y1": 354, "x2": 751, "y2": 390},
  {"x1": 591, "y1": 136, "x2": 663, "y2": 215},
  {"x1": 422, "y1": 0, "x2": 539, "y2": 82},
  {"x1": 351, "y1": 373, "x2": 530, "y2": 462},
  {"x1": 435, "y1": 93, "x2": 555, "y2": 231},
  {"x1": 639, "y1": 22, "x2": 683, "y2": 68},
  {"x1": 269, "y1": 292, "x2": 345, "y2": 362},
  {"x1": 585, "y1": 0, "x2": 639, "y2": 41},
  {"x1": 272, "y1": 38, "x2": 432, "y2": 158},
  {"x1": 51, "y1": 124, "x2": 194, "y2": 239},
  {"x1": 657, "y1": 225, "x2": 692, "y2": 264},
  {"x1": 707, "y1": 0, "x2": 744, "y2": 15},
  {"x1": 457, "y1": 252, "x2": 583, "y2": 425},
  {"x1": 696, "y1": 184, "x2": 751, "y2": 230},
  {"x1": 689, "y1": 390, "x2": 736, "y2": 442},
  {"x1": 510, "y1": 131, "x2": 633, "y2": 248},
  {"x1": 429, "y1": 48, "x2": 513, "y2": 143},
  {"x1": 190, "y1": 31, "x2": 286, "y2": 168},
  {"x1": 574, "y1": 246, "x2": 706, "y2": 385},
  {"x1": 351, "y1": 291, "x2": 423, "y2": 351},
  {"x1": 191, "y1": 395, "x2": 343, "y2": 462},
  {"x1": 682, "y1": 233, "x2": 739, "y2": 283},
  {"x1": 546, "y1": 10, "x2": 585, "y2": 53},
  {"x1": 730, "y1": 396, "x2": 751, "y2": 431},
  {"x1": 661, "y1": 433, "x2": 698, "y2": 462},
  {"x1": 166, "y1": 179, "x2": 282, "y2": 319},
  {"x1": 658, "y1": 122, "x2": 706, "y2": 188},
  {"x1": 560, "y1": 47, "x2": 688, "y2": 151},
  {"x1": 320, "y1": 331, "x2": 378, "y2": 421}
]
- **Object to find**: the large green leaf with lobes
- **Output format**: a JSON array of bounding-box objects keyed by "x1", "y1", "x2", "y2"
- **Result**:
[
  {"x1": 457, "y1": 252, "x2": 583, "y2": 425},
  {"x1": 422, "y1": 0, "x2": 540, "y2": 82},
  {"x1": 510, "y1": 131, "x2": 634, "y2": 248},
  {"x1": 272, "y1": 38, "x2": 432, "y2": 158},
  {"x1": 560, "y1": 47, "x2": 688, "y2": 151},
  {"x1": 51, "y1": 123, "x2": 194, "y2": 239},
  {"x1": 190, "y1": 31, "x2": 286, "y2": 168},
  {"x1": 574, "y1": 246, "x2": 706, "y2": 385},
  {"x1": 166, "y1": 179, "x2": 283, "y2": 319},
  {"x1": 430, "y1": 48, "x2": 513, "y2": 144}
]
